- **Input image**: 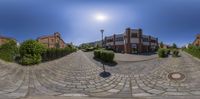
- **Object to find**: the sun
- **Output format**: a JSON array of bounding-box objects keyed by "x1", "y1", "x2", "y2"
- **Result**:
[{"x1": 95, "y1": 13, "x2": 108, "y2": 22}]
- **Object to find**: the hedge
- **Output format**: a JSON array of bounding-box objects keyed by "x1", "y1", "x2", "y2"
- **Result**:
[
  {"x1": 0, "y1": 39, "x2": 19, "y2": 62},
  {"x1": 94, "y1": 50, "x2": 115, "y2": 62},
  {"x1": 184, "y1": 46, "x2": 200, "y2": 59},
  {"x1": 42, "y1": 46, "x2": 76, "y2": 61},
  {"x1": 94, "y1": 50, "x2": 101, "y2": 58}
]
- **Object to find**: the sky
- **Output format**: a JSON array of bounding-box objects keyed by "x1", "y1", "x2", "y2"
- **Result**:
[{"x1": 0, "y1": 0, "x2": 200, "y2": 46}]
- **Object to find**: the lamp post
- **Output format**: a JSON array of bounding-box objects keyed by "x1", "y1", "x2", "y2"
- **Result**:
[
  {"x1": 100, "y1": 29, "x2": 105, "y2": 73},
  {"x1": 98, "y1": 29, "x2": 111, "y2": 78},
  {"x1": 100, "y1": 29, "x2": 104, "y2": 48}
]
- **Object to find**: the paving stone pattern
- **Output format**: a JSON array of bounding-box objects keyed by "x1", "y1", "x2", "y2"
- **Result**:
[{"x1": 0, "y1": 51, "x2": 200, "y2": 98}]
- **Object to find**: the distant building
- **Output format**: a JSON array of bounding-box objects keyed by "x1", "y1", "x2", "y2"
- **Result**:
[
  {"x1": 105, "y1": 28, "x2": 158, "y2": 54},
  {"x1": 0, "y1": 35, "x2": 16, "y2": 46},
  {"x1": 81, "y1": 40, "x2": 102, "y2": 47},
  {"x1": 185, "y1": 43, "x2": 192, "y2": 48},
  {"x1": 192, "y1": 34, "x2": 200, "y2": 46},
  {"x1": 159, "y1": 43, "x2": 171, "y2": 49},
  {"x1": 37, "y1": 32, "x2": 66, "y2": 48}
]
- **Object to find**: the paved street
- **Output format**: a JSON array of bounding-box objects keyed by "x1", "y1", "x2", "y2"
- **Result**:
[
  {"x1": 114, "y1": 52, "x2": 157, "y2": 62},
  {"x1": 0, "y1": 50, "x2": 200, "y2": 99}
]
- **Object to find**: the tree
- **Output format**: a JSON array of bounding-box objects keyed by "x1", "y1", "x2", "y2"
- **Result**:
[
  {"x1": 19, "y1": 40, "x2": 46, "y2": 65},
  {"x1": 172, "y1": 43, "x2": 177, "y2": 49},
  {"x1": 160, "y1": 42, "x2": 164, "y2": 48},
  {"x1": 0, "y1": 39, "x2": 18, "y2": 62}
]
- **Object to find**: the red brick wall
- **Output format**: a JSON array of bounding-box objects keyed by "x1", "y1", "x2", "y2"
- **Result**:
[
  {"x1": 38, "y1": 32, "x2": 65, "y2": 48},
  {"x1": 0, "y1": 38, "x2": 8, "y2": 45}
]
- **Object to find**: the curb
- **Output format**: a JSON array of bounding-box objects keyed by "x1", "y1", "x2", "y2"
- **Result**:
[
  {"x1": 182, "y1": 51, "x2": 200, "y2": 62},
  {"x1": 116, "y1": 57, "x2": 158, "y2": 63}
]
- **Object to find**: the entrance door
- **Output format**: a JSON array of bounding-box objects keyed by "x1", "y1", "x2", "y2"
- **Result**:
[{"x1": 131, "y1": 44, "x2": 138, "y2": 54}]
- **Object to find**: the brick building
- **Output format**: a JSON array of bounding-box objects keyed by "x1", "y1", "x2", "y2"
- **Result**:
[
  {"x1": 37, "y1": 32, "x2": 66, "y2": 48},
  {"x1": 105, "y1": 28, "x2": 158, "y2": 54},
  {"x1": 192, "y1": 34, "x2": 200, "y2": 46},
  {"x1": 0, "y1": 36, "x2": 16, "y2": 46}
]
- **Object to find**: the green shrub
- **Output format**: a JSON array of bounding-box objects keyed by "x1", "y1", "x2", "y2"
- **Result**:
[
  {"x1": 184, "y1": 46, "x2": 200, "y2": 59},
  {"x1": 95, "y1": 44, "x2": 100, "y2": 49},
  {"x1": 165, "y1": 49, "x2": 171, "y2": 55},
  {"x1": 84, "y1": 47, "x2": 95, "y2": 52},
  {"x1": 41, "y1": 46, "x2": 76, "y2": 61},
  {"x1": 100, "y1": 51, "x2": 107, "y2": 61},
  {"x1": 19, "y1": 40, "x2": 46, "y2": 65},
  {"x1": 172, "y1": 50, "x2": 179, "y2": 57},
  {"x1": 104, "y1": 51, "x2": 115, "y2": 62},
  {"x1": 94, "y1": 50, "x2": 115, "y2": 62},
  {"x1": 19, "y1": 54, "x2": 41, "y2": 65},
  {"x1": 0, "y1": 39, "x2": 18, "y2": 62},
  {"x1": 94, "y1": 50, "x2": 101, "y2": 58},
  {"x1": 158, "y1": 48, "x2": 167, "y2": 58}
]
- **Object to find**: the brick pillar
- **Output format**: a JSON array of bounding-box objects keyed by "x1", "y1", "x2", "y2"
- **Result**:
[
  {"x1": 149, "y1": 36, "x2": 151, "y2": 52},
  {"x1": 138, "y1": 29, "x2": 143, "y2": 53},
  {"x1": 125, "y1": 28, "x2": 131, "y2": 54}
]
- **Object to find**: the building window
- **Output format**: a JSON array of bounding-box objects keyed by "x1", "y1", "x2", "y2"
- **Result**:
[
  {"x1": 131, "y1": 33, "x2": 138, "y2": 38},
  {"x1": 151, "y1": 40, "x2": 156, "y2": 43},
  {"x1": 106, "y1": 39, "x2": 113, "y2": 42},
  {"x1": 143, "y1": 38, "x2": 149, "y2": 42},
  {"x1": 115, "y1": 37, "x2": 123, "y2": 41}
]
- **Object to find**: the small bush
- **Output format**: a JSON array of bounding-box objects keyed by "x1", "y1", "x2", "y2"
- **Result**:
[
  {"x1": 172, "y1": 50, "x2": 179, "y2": 57},
  {"x1": 158, "y1": 48, "x2": 167, "y2": 58},
  {"x1": 94, "y1": 50, "x2": 101, "y2": 58},
  {"x1": 94, "y1": 50, "x2": 115, "y2": 62},
  {"x1": 104, "y1": 51, "x2": 115, "y2": 62},
  {"x1": 83, "y1": 47, "x2": 95, "y2": 52},
  {"x1": 165, "y1": 49, "x2": 171, "y2": 55},
  {"x1": 19, "y1": 40, "x2": 46, "y2": 65},
  {"x1": 19, "y1": 54, "x2": 42, "y2": 65},
  {"x1": 0, "y1": 39, "x2": 19, "y2": 62}
]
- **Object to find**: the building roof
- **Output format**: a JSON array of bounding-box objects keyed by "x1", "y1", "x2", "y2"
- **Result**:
[
  {"x1": 0, "y1": 35, "x2": 16, "y2": 41},
  {"x1": 36, "y1": 33, "x2": 66, "y2": 44},
  {"x1": 36, "y1": 34, "x2": 54, "y2": 40},
  {"x1": 192, "y1": 34, "x2": 200, "y2": 45}
]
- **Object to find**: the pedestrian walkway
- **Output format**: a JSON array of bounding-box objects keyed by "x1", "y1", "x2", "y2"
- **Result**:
[{"x1": 0, "y1": 51, "x2": 200, "y2": 99}]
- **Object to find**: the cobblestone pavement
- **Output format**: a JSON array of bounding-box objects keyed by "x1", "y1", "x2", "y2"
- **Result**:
[
  {"x1": 114, "y1": 52, "x2": 157, "y2": 62},
  {"x1": 0, "y1": 51, "x2": 200, "y2": 99}
]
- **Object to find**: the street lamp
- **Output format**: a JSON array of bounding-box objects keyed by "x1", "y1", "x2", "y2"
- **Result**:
[
  {"x1": 100, "y1": 29, "x2": 104, "y2": 48},
  {"x1": 98, "y1": 29, "x2": 111, "y2": 78},
  {"x1": 100, "y1": 29, "x2": 105, "y2": 72}
]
